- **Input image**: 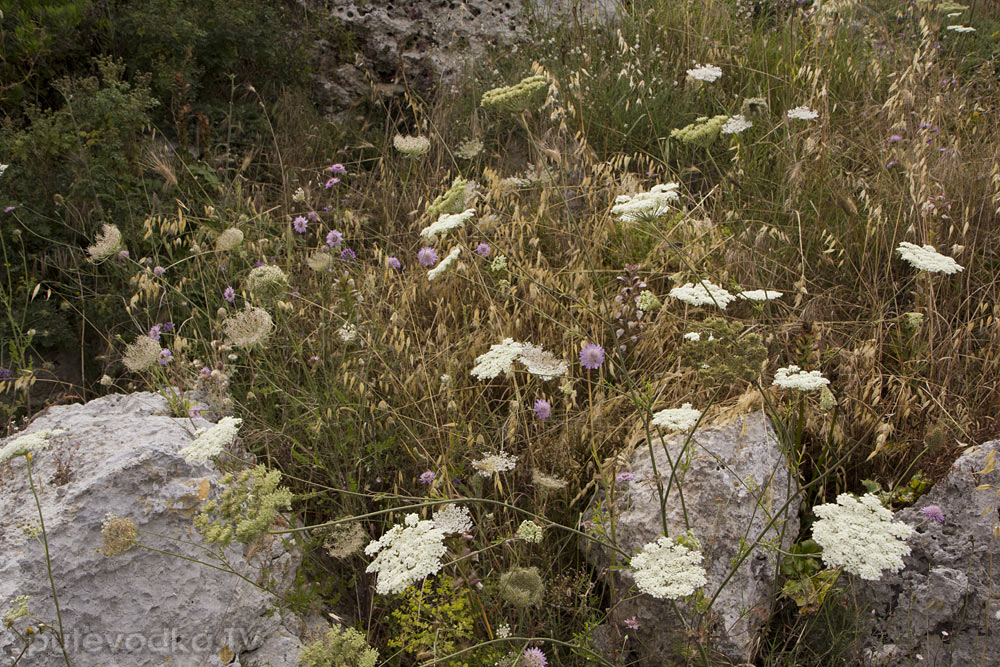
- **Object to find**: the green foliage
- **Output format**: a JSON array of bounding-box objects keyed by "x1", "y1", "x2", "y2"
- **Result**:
[
  {"x1": 387, "y1": 575, "x2": 476, "y2": 664},
  {"x1": 862, "y1": 471, "x2": 933, "y2": 507},
  {"x1": 298, "y1": 625, "x2": 378, "y2": 667},
  {"x1": 679, "y1": 317, "x2": 768, "y2": 387},
  {"x1": 195, "y1": 465, "x2": 294, "y2": 547}
]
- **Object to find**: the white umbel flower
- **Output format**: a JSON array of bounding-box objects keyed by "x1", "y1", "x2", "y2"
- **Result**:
[
  {"x1": 651, "y1": 403, "x2": 702, "y2": 431},
  {"x1": 668, "y1": 281, "x2": 736, "y2": 309},
  {"x1": 123, "y1": 335, "x2": 162, "y2": 372},
  {"x1": 611, "y1": 183, "x2": 680, "y2": 222},
  {"x1": 686, "y1": 64, "x2": 722, "y2": 83},
  {"x1": 895, "y1": 242, "x2": 964, "y2": 274},
  {"x1": 517, "y1": 343, "x2": 569, "y2": 380},
  {"x1": 472, "y1": 450, "x2": 518, "y2": 477},
  {"x1": 87, "y1": 224, "x2": 123, "y2": 262},
  {"x1": 786, "y1": 105, "x2": 819, "y2": 120},
  {"x1": 772, "y1": 365, "x2": 830, "y2": 392},
  {"x1": 215, "y1": 228, "x2": 244, "y2": 252},
  {"x1": 427, "y1": 246, "x2": 462, "y2": 281},
  {"x1": 682, "y1": 332, "x2": 701, "y2": 342},
  {"x1": 365, "y1": 514, "x2": 446, "y2": 595},
  {"x1": 471, "y1": 338, "x2": 525, "y2": 380},
  {"x1": 721, "y1": 115, "x2": 753, "y2": 135},
  {"x1": 393, "y1": 135, "x2": 431, "y2": 158},
  {"x1": 811, "y1": 493, "x2": 914, "y2": 580},
  {"x1": 0, "y1": 429, "x2": 65, "y2": 464},
  {"x1": 630, "y1": 537, "x2": 708, "y2": 599},
  {"x1": 737, "y1": 289, "x2": 783, "y2": 301},
  {"x1": 945, "y1": 25, "x2": 975, "y2": 32},
  {"x1": 179, "y1": 417, "x2": 242, "y2": 463},
  {"x1": 433, "y1": 504, "x2": 473, "y2": 535},
  {"x1": 420, "y1": 208, "x2": 475, "y2": 241}
]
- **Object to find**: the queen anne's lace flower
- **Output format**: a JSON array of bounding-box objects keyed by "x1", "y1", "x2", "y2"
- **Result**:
[
  {"x1": 365, "y1": 513, "x2": 446, "y2": 594},
  {"x1": 737, "y1": 289, "x2": 783, "y2": 301},
  {"x1": 518, "y1": 343, "x2": 569, "y2": 380},
  {"x1": 945, "y1": 24, "x2": 975, "y2": 32},
  {"x1": 179, "y1": 417, "x2": 242, "y2": 463},
  {"x1": 611, "y1": 183, "x2": 680, "y2": 222},
  {"x1": 393, "y1": 135, "x2": 431, "y2": 157},
  {"x1": 306, "y1": 251, "x2": 333, "y2": 272},
  {"x1": 668, "y1": 281, "x2": 736, "y2": 309},
  {"x1": 427, "y1": 246, "x2": 462, "y2": 281},
  {"x1": 0, "y1": 429, "x2": 65, "y2": 464},
  {"x1": 87, "y1": 224, "x2": 123, "y2": 262},
  {"x1": 420, "y1": 208, "x2": 476, "y2": 241},
  {"x1": 215, "y1": 228, "x2": 244, "y2": 252},
  {"x1": 433, "y1": 504, "x2": 473, "y2": 535},
  {"x1": 787, "y1": 105, "x2": 819, "y2": 120},
  {"x1": 471, "y1": 338, "x2": 524, "y2": 380},
  {"x1": 772, "y1": 365, "x2": 830, "y2": 392},
  {"x1": 895, "y1": 242, "x2": 964, "y2": 274},
  {"x1": 721, "y1": 115, "x2": 753, "y2": 135},
  {"x1": 686, "y1": 64, "x2": 722, "y2": 82},
  {"x1": 651, "y1": 403, "x2": 702, "y2": 431},
  {"x1": 472, "y1": 450, "x2": 518, "y2": 477},
  {"x1": 222, "y1": 307, "x2": 274, "y2": 348},
  {"x1": 123, "y1": 335, "x2": 162, "y2": 372},
  {"x1": 630, "y1": 537, "x2": 707, "y2": 599},
  {"x1": 481, "y1": 75, "x2": 549, "y2": 112},
  {"x1": 683, "y1": 332, "x2": 701, "y2": 342},
  {"x1": 811, "y1": 493, "x2": 914, "y2": 580}
]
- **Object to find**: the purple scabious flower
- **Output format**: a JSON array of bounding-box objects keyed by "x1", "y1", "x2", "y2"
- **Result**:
[
  {"x1": 325, "y1": 177, "x2": 340, "y2": 189},
  {"x1": 419, "y1": 471, "x2": 436, "y2": 485},
  {"x1": 162, "y1": 322, "x2": 174, "y2": 332},
  {"x1": 223, "y1": 286, "x2": 236, "y2": 303},
  {"x1": 920, "y1": 505, "x2": 945, "y2": 523},
  {"x1": 199, "y1": 366, "x2": 212, "y2": 378},
  {"x1": 153, "y1": 266, "x2": 166, "y2": 277},
  {"x1": 307, "y1": 210, "x2": 320, "y2": 222},
  {"x1": 475, "y1": 242, "x2": 491, "y2": 257},
  {"x1": 330, "y1": 163, "x2": 346, "y2": 175},
  {"x1": 616, "y1": 471, "x2": 636, "y2": 484},
  {"x1": 522, "y1": 647, "x2": 548, "y2": 667},
  {"x1": 0, "y1": 369, "x2": 12, "y2": 380},
  {"x1": 624, "y1": 616, "x2": 639, "y2": 630},
  {"x1": 580, "y1": 342, "x2": 605, "y2": 370},
  {"x1": 149, "y1": 325, "x2": 162, "y2": 341},
  {"x1": 533, "y1": 398, "x2": 551, "y2": 420},
  {"x1": 326, "y1": 229, "x2": 343, "y2": 247},
  {"x1": 387, "y1": 256, "x2": 402, "y2": 270},
  {"x1": 418, "y1": 247, "x2": 438, "y2": 267},
  {"x1": 340, "y1": 247, "x2": 356, "y2": 260},
  {"x1": 888, "y1": 134, "x2": 903, "y2": 143},
  {"x1": 158, "y1": 349, "x2": 172, "y2": 366},
  {"x1": 293, "y1": 216, "x2": 308, "y2": 234},
  {"x1": 117, "y1": 250, "x2": 130, "y2": 261}
]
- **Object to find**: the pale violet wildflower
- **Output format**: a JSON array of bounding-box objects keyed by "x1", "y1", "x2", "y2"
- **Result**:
[
  {"x1": 433, "y1": 504, "x2": 473, "y2": 535},
  {"x1": 668, "y1": 281, "x2": 736, "y2": 309},
  {"x1": 427, "y1": 246, "x2": 462, "y2": 281},
  {"x1": 0, "y1": 429, "x2": 65, "y2": 464},
  {"x1": 365, "y1": 513, "x2": 446, "y2": 594},
  {"x1": 420, "y1": 208, "x2": 475, "y2": 241},
  {"x1": 630, "y1": 536, "x2": 708, "y2": 599},
  {"x1": 518, "y1": 343, "x2": 569, "y2": 380},
  {"x1": 773, "y1": 365, "x2": 830, "y2": 392},
  {"x1": 721, "y1": 115, "x2": 753, "y2": 135},
  {"x1": 651, "y1": 403, "x2": 702, "y2": 431},
  {"x1": 472, "y1": 450, "x2": 518, "y2": 477},
  {"x1": 686, "y1": 64, "x2": 722, "y2": 83},
  {"x1": 811, "y1": 493, "x2": 914, "y2": 580},
  {"x1": 178, "y1": 417, "x2": 242, "y2": 463},
  {"x1": 737, "y1": 289, "x2": 783, "y2": 301},
  {"x1": 471, "y1": 338, "x2": 524, "y2": 380},
  {"x1": 895, "y1": 242, "x2": 964, "y2": 274},
  {"x1": 611, "y1": 183, "x2": 680, "y2": 222},
  {"x1": 786, "y1": 106, "x2": 819, "y2": 120}
]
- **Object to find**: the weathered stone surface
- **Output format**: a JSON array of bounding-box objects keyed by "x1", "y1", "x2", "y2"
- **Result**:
[
  {"x1": 857, "y1": 441, "x2": 1000, "y2": 666},
  {"x1": 307, "y1": 0, "x2": 618, "y2": 114},
  {"x1": 582, "y1": 411, "x2": 799, "y2": 665},
  {"x1": 0, "y1": 392, "x2": 308, "y2": 666}
]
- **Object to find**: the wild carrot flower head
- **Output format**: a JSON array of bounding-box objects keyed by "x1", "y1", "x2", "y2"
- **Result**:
[
  {"x1": 101, "y1": 514, "x2": 138, "y2": 557},
  {"x1": 686, "y1": 64, "x2": 722, "y2": 82},
  {"x1": 737, "y1": 289, "x2": 783, "y2": 301},
  {"x1": 772, "y1": 365, "x2": 830, "y2": 392},
  {"x1": 427, "y1": 246, "x2": 461, "y2": 280},
  {"x1": 433, "y1": 503, "x2": 473, "y2": 535},
  {"x1": 579, "y1": 343, "x2": 605, "y2": 370},
  {"x1": 472, "y1": 450, "x2": 518, "y2": 477},
  {"x1": 420, "y1": 209, "x2": 475, "y2": 241},
  {"x1": 246, "y1": 265, "x2": 288, "y2": 304},
  {"x1": 215, "y1": 228, "x2": 244, "y2": 252},
  {"x1": 179, "y1": 416, "x2": 242, "y2": 463},
  {"x1": 0, "y1": 429, "x2": 65, "y2": 464},
  {"x1": 481, "y1": 75, "x2": 549, "y2": 112},
  {"x1": 364, "y1": 513, "x2": 446, "y2": 594},
  {"x1": 895, "y1": 241, "x2": 964, "y2": 274},
  {"x1": 811, "y1": 493, "x2": 913, "y2": 580},
  {"x1": 87, "y1": 223, "x2": 123, "y2": 262},
  {"x1": 307, "y1": 250, "x2": 333, "y2": 272},
  {"x1": 630, "y1": 536, "x2": 707, "y2": 599},
  {"x1": 651, "y1": 403, "x2": 702, "y2": 431},
  {"x1": 721, "y1": 114, "x2": 753, "y2": 135},
  {"x1": 787, "y1": 105, "x2": 819, "y2": 120},
  {"x1": 123, "y1": 335, "x2": 162, "y2": 372},
  {"x1": 518, "y1": 344, "x2": 569, "y2": 380},
  {"x1": 669, "y1": 280, "x2": 736, "y2": 309},
  {"x1": 499, "y1": 566, "x2": 545, "y2": 607},
  {"x1": 611, "y1": 183, "x2": 680, "y2": 222},
  {"x1": 471, "y1": 338, "x2": 524, "y2": 380},
  {"x1": 222, "y1": 307, "x2": 274, "y2": 348},
  {"x1": 393, "y1": 134, "x2": 431, "y2": 158}
]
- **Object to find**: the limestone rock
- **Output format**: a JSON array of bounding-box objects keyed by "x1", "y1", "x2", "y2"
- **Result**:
[
  {"x1": 0, "y1": 392, "x2": 307, "y2": 666},
  {"x1": 581, "y1": 410, "x2": 799, "y2": 665},
  {"x1": 857, "y1": 442, "x2": 1000, "y2": 666}
]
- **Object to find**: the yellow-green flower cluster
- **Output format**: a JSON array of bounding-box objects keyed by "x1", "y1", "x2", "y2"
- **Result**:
[
  {"x1": 299, "y1": 625, "x2": 379, "y2": 667},
  {"x1": 481, "y1": 75, "x2": 549, "y2": 113},
  {"x1": 425, "y1": 176, "x2": 473, "y2": 220},
  {"x1": 670, "y1": 115, "x2": 729, "y2": 148},
  {"x1": 194, "y1": 465, "x2": 293, "y2": 546},
  {"x1": 101, "y1": 514, "x2": 139, "y2": 557}
]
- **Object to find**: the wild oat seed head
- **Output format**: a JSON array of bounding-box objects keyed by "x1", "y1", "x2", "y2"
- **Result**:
[
  {"x1": 811, "y1": 493, "x2": 913, "y2": 580},
  {"x1": 123, "y1": 335, "x2": 162, "y2": 372},
  {"x1": 651, "y1": 403, "x2": 702, "y2": 431},
  {"x1": 427, "y1": 245, "x2": 462, "y2": 281},
  {"x1": 364, "y1": 513, "x2": 447, "y2": 595},
  {"x1": 630, "y1": 536, "x2": 708, "y2": 599},
  {"x1": 772, "y1": 365, "x2": 830, "y2": 392},
  {"x1": 0, "y1": 429, "x2": 64, "y2": 464},
  {"x1": 215, "y1": 228, "x2": 244, "y2": 252},
  {"x1": 222, "y1": 307, "x2": 274, "y2": 348},
  {"x1": 433, "y1": 503, "x2": 473, "y2": 535},
  {"x1": 669, "y1": 281, "x2": 736, "y2": 309},
  {"x1": 179, "y1": 416, "x2": 243, "y2": 463},
  {"x1": 87, "y1": 224, "x2": 123, "y2": 262},
  {"x1": 895, "y1": 242, "x2": 964, "y2": 274},
  {"x1": 393, "y1": 134, "x2": 431, "y2": 158}
]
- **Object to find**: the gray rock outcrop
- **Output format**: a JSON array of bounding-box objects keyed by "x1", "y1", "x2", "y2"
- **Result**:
[
  {"x1": 858, "y1": 441, "x2": 1000, "y2": 666},
  {"x1": 581, "y1": 410, "x2": 799, "y2": 665},
  {"x1": 0, "y1": 392, "x2": 308, "y2": 666}
]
